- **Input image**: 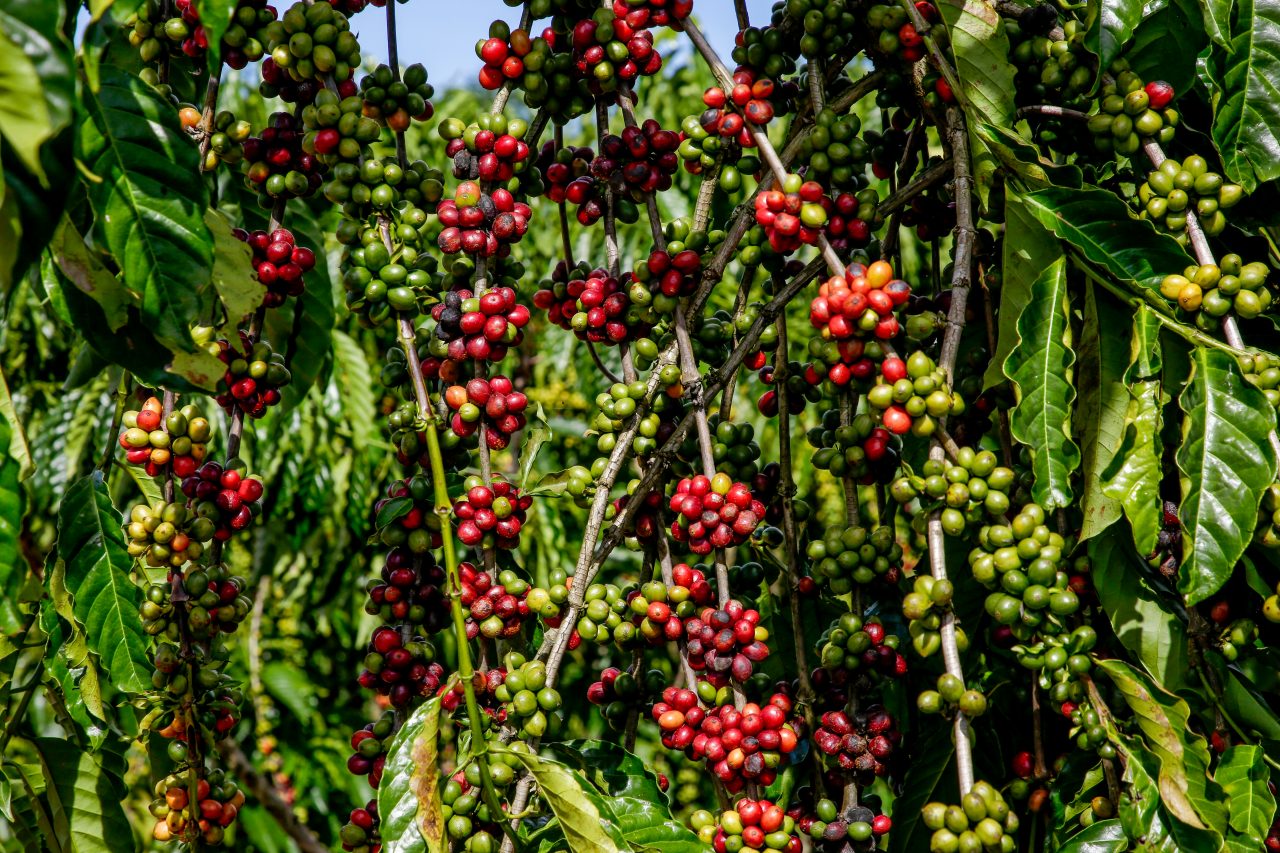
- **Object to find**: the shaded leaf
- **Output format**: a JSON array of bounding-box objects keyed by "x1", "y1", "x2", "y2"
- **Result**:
[
  {"x1": 1098, "y1": 659, "x2": 1229, "y2": 833},
  {"x1": 1089, "y1": 527, "x2": 1189, "y2": 690},
  {"x1": 1209, "y1": 0, "x2": 1280, "y2": 192},
  {"x1": 887, "y1": 721, "x2": 956, "y2": 853},
  {"x1": 204, "y1": 208, "x2": 263, "y2": 329},
  {"x1": 1005, "y1": 256, "x2": 1079, "y2": 509},
  {"x1": 331, "y1": 330, "x2": 378, "y2": 446},
  {"x1": 1214, "y1": 745, "x2": 1275, "y2": 842},
  {"x1": 1175, "y1": 347, "x2": 1278, "y2": 603},
  {"x1": 1057, "y1": 819, "x2": 1127, "y2": 853},
  {"x1": 1022, "y1": 186, "x2": 1192, "y2": 287},
  {"x1": 1076, "y1": 284, "x2": 1127, "y2": 540},
  {"x1": 1101, "y1": 308, "x2": 1165, "y2": 554},
  {"x1": 56, "y1": 475, "x2": 150, "y2": 694},
  {"x1": 0, "y1": 417, "x2": 26, "y2": 636},
  {"x1": 1086, "y1": 0, "x2": 1146, "y2": 78},
  {"x1": 45, "y1": 559, "x2": 107, "y2": 722},
  {"x1": 0, "y1": 0, "x2": 74, "y2": 182},
  {"x1": 78, "y1": 67, "x2": 212, "y2": 351},
  {"x1": 33, "y1": 737, "x2": 136, "y2": 853},
  {"x1": 1128, "y1": 0, "x2": 1209, "y2": 96},
  {"x1": 379, "y1": 697, "x2": 443, "y2": 853},
  {"x1": 49, "y1": 216, "x2": 134, "y2": 332},
  {"x1": 1197, "y1": 0, "x2": 1233, "y2": 47},
  {"x1": 977, "y1": 123, "x2": 1083, "y2": 190}
]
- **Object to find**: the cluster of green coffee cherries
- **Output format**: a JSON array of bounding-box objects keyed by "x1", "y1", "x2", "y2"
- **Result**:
[
  {"x1": 338, "y1": 204, "x2": 438, "y2": 324},
  {"x1": 326, "y1": 157, "x2": 445, "y2": 220},
  {"x1": 891, "y1": 448, "x2": 1017, "y2": 536},
  {"x1": 1087, "y1": 68, "x2": 1178, "y2": 154},
  {"x1": 902, "y1": 574, "x2": 970, "y2": 659},
  {"x1": 804, "y1": 524, "x2": 902, "y2": 594},
  {"x1": 922, "y1": 781, "x2": 1019, "y2": 853},
  {"x1": 496, "y1": 654, "x2": 560, "y2": 739},
  {"x1": 1137, "y1": 155, "x2": 1243, "y2": 240},
  {"x1": 1159, "y1": 255, "x2": 1271, "y2": 321},
  {"x1": 969, "y1": 504, "x2": 1081, "y2": 633}
]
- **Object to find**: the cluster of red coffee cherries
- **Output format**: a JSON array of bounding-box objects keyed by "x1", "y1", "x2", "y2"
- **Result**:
[
  {"x1": 570, "y1": 15, "x2": 663, "y2": 87},
  {"x1": 537, "y1": 142, "x2": 599, "y2": 214},
  {"x1": 432, "y1": 286, "x2": 531, "y2": 363},
  {"x1": 452, "y1": 478, "x2": 531, "y2": 549},
  {"x1": 234, "y1": 227, "x2": 316, "y2": 308},
  {"x1": 477, "y1": 34, "x2": 529, "y2": 90},
  {"x1": 241, "y1": 112, "x2": 324, "y2": 199},
  {"x1": 443, "y1": 377, "x2": 528, "y2": 449},
  {"x1": 460, "y1": 562, "x2": 530, "y2": 639},
  {"x1": 813, "y1": 706, "x2": 900, "y2": 778},
  {"x1": 810, "y1": 261, "x2": 910, "y2": 343},
  {"x1": 534, "y1": 265, "x2": 647, "y2": 344},
  {"x1": 357, "y1": 626, "x2": 445, "y2": 709},
  {"x1": 365, "y1": 547, "x2": 449, "y2": 632},
  {"x1": 446, "y1": 129, "x2": 531, "y2": 183},
  {"x1": 597, "y1": 123, "x2": 681, "y2": 196},
  {"x1": 610, "y1": 0, "x2": 691, "y2": 27},
  {"x1": 180, "y1": 461, "x2": 265, "y2": 541},
  {"x1": 629, "y1": 563, "x2": 716, "y2": 642},
  {"x1": 214, "y1": 335, "x2": 291, "y2": 419},
  {"x1": 439, "y1": 668, "x2": 507, "y2": 717},
  {"x1": 437, "y1": 182, "x2": 532, "y2": 257},
  {"x1": 714, "y1": 798, "x2": 801, "y2": 853},
  {"x1": 682, "y1": 693, "x2": 798, "y2": 790},
  {"x1": 683, "y1": 601, "x2": 770, "y2": 683},
  {"x1": 637, "y1": 248, "x2": 702, "y2": 300},
  {"x1": 668, "y1": 474, "x2": 766, "y2": 554}
]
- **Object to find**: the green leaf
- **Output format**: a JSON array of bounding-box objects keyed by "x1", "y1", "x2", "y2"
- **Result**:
[
  {"x1": 1175, "y1": 347, "x2": 1278, "y2": 603},
  {"x1": 1212, "y1": 657, "x2": 1280, "y2": 740},
  {"x1": 260, "y1": 662, "x2": 317, "y2": 726},
  {"x1": 204, "y1": 209, "x2": 264, "y2": 328},
  {"x1": 937, "y1": 0, "x2": 1017, "y2": 205},
  {"x1": 986, "y1": 191, "x2": 1064, "y2": 389},
  {"x1": 1089, "y1": 527, "x2": 1189, "y2": 690},
  {"x1": 1022, "y1": 186, "x2": 1193, "y2": 287},
  {"x1": 56, "y1": 475, "x2": 150, "y2": 694},
  {"x1": 1101, "y1": 308, "x2": 1166, "y2": 554},
  {"x1": 331, "y1": 330, "x2": 378, "y2": 447},
  {"x1": 1098, "y1": 658, "x2": 1229, "y2": 833},
  {"x1": 78, "y1": 67, "x2": 212, "y2": 351},
  {"x1": 375, "y1": 496, "x2": 413, "y2": 530},
  {"x1": 976, "y1": 124, "x2": 1083, "y2": 191},
  {"x1": 1057, "y1": 819, "x2": 1127, "y2": 852},
  {"x1": 1076, "y1": 284, "x2": 1128, "y2": 540},
  {"x1": 491, "y1": 745, "x2": 628, "y2": 853},
  {"x1": 545, "y1": 741, "x2": 704, "y2": 853},
  {"x1": 49, "y1": 216, "x2": 135, "y2": 332},
  {"x1": 379, "y1": 697, "x2": 443, "y2": 853},
  {"x1": 1214, "y1": 745, "x2": 1275, "y2": 842},
  {"x1": 1086, "y1": 0, "x2": 1146, "y2": 78},
  {"x1": 0, "y1": 0, "x2": 74, "y2": 182},
  {"x1": 888, "y1": 721, "x2": 957, "y2": 853},
  {"x1": 1128, "y1": 0, "x2": 1209, "y2": 96},
  {"x1": 0, "y1": 417, "x2": 26, "y2": 636},
  {"x1": 1209, "y1": 0, "x2": 1280, "y2": 192},
  {"x1": 194, "y1": 0, "x2": 236, "y2": 74},
  {"x1": 45, "y1": 559, "x2": 107, "y2": 722},
  {"x1": 1198, "y1": 0, "x2": 1233, "y2": 47},
  {"x1": 1113, "y1": 732, "x2": 1215, "y2": 852},
  {"x1": 518, "y1": 404, "x2": 552, "y2": 491},
  {"x1": 1004, "y1": 256, "x2": 1079, "y2": 509},
  {"x1": 32, "y1": 737, "x2": 135, "y2": 853}
]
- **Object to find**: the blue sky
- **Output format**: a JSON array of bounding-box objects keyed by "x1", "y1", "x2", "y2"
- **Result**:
[{"x1": 356, "y1": 0, "x2": 776, "y2": 86}]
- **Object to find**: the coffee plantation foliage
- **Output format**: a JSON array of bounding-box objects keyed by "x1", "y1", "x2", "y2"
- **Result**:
[{"x1": 4, "y1": 0, "x2": 1280, "y2": 851}]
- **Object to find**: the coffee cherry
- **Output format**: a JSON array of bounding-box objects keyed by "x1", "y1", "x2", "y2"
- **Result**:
[
  {"x1": 922, "y1": 782, "x2": 1019, "y2": 853},
  {"x1": 814, "y1": 705, "x2": 900, "y2": 779},
  {"x1": 360, "y1": 62, "x2": 434, "y2": 131},
  {"x1": 713, "y1": 797, "x2": 801, "y2": 852},
  {"x1": 126, "y1": 501, "x2": 215, "y2": 567},
  {"x1": 260, "y1": 2, "x2": 362, "y2": 88},
  {"x1": 428, "y1": 285, "x2": 530, "y2": 365},
  {"x1": 536, "y1": 261, "x2": 655, "y2": 344},
  {"x1": 452, "y1": 476, "x2": 532, "y2": 550},
  {"x1": 668, "y1": 474, "x2": 767, "y2": 554},
  {"x1": 120, "y1": 397, "x2": 212, "y2": 478},
  {"x1": 443, "y1": 377, "x2": 528, "y2": 449},
  {"x1": 215, "y1": 334, "x2": 291, "y2": 418},
  {"x1": 241, "y1": 112, "x2": 324, "y2": 200},
  {"x1": 818, "y1": 613, "x2": 909, "y2": 678},
  {"x1": 234, "y1": 226, "x2": 316, "y2": 308},
  {"x1": 365, "y1": 547, "x2": 448, "y2": 631},
  {"x1": 301, "y1": 88, "x2": 382, "y2": 165},
  {"x1": 357, "y1": 628, "x2": 444, "y2": 709}
]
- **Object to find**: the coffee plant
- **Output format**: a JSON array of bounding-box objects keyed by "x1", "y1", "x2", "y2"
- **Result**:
[{"x1": 5, "y1": 0, "x2": 1280, "y2": 851}]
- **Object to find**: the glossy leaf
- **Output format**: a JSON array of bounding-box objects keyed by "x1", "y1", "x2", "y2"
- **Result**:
[
  {"x1": 937, "y1": 0, "x2": 1017, "y2": 204},
  {"x1": 1175, "y1": 347, "x2": 1278, "y2": 603},
  {"x1": 1128, "y1": 0, "x2": 1209, "y2": 95},
  {"x1": 888, "y1": 721, "x2": 957, "y2": 853},
  {"x1": 1209, "y1": 0, "x2": 1280, "y2": 192},
  {"x1": 1213, "y1": 657, "x2": 1280, "y2": 741},
  {"x1": 0, "y1": 0, "x2": 74, "y2": 182},
  {"x1": 33, "y1": 737, "x2": 134, "y2": 853},
  {"x1": 545, "y1": 741, "x2": 704, "y2": 853},
  {"x1": 1113, "y1": 730, "x2": 1217, "y2": 852},
  {"x1": 205, "y1": 209, "x2": 264, "y2": 329},
  {"x1": 379, "y1": 697, "x2": 443, "y2": 853},
  {"x1": 986, "y1": 191, "x2": 1064, "y2": 389},
  {"x1": 78, "y1": 67, "x2": 212, "y2": 351},
  {"x1": 975, "y1": 124, "x2": 1084, "y2": 190},
  {"x1": 48, "y1": 216, "x2": 134, "y2": 332},
  {"x1": 1004, "y1": 256, "x2": 1079, "y2": 509},
  {"x1": 1214, "y1": 745, "x2": 1275, "y2": 843},
  {"x1": 1022, "y1": 186, "x2": 1192, "y2": 287},
  {"x1": 56, "y1": 475, "x2": 150, "y2": 694},
  {"x1": 1198, "y1": 0, "x2": 1233, "y2": 46},
  {"x1": 1076, "y1": 285, "x2": 1127, "y2": 540},
  {"x1": 491, "y1": 745, "x2": 628, "y2": 853},
  {"x1": 1089, "y1": 527, "x2": 1189, "y2": 690},
  {"x1": 1057, "y1": 819, "x2": 1127, "y2": 853},
  {"x1": 1086, "y1": 0, "x2": 1145, "y2": 77},
  {"x1": 1101, "y1": 308, "x2": 1166, "y2": 554},
  {"x1": 1098, "y1": 659, "x2": 1229, "y2": 833}
]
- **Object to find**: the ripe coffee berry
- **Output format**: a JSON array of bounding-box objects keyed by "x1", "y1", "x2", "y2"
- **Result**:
[
  {"x1": 119, "y1": 397, "x2": 212, "y2": 478},
  {"x1": 682, "y1": 600, "x2": 770, "y2": 683},
  {"x1": 365, "y1": 547, "x2": 448, "y2": 632},
  {"x1": 460, "y1": 564, "x2": 543, "y2": 639},
  {"x1": 181, "y1": 460, "x2": 265, "y2": 541},
  {"x1": 241, "y1": 111, "x2": 323, "y2": 200},
  {"x1": 429, "y1": 286, "x2": 530, "y2": 364},
  {"x1": 669, "y1": 473, "x2": 767, "y2": 554},
  {"x1": 534, "y1": 263, "x2": 651, "y2": 344},
  {"x1": 216, "y1": 334, "x2": 292, "y2": 418},
  {"x1": 436, "y1": 182, "x2": 532, "y2": 257},
  {"x1": 452, "y1": 476, "x2": 533, "y2": 550},
  {"x1": 713, "y1": 797, "x2": 801, "y2": 853},
  {"x1": 234, "y1": 226, "x2": 316, "y2": 308},
  {"x1": 814, "y1": 705, "x2": 900, "y2": 779},
  {"x1": 373, "y1": 476, "x2": 443, "y2": 554},
  {"x1": 442, "y1": 376, "x2": 528, "y2": 449},
  {"x1": 357, "y1": 626, "x2": 444, "y2": 709}
]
